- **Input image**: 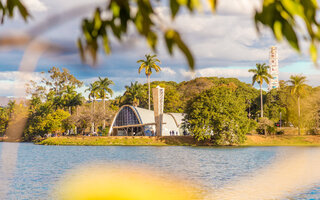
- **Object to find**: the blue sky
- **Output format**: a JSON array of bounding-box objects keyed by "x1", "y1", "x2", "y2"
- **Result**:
[{"x1": 0, "y1": 0, "x2": 319, "y2": 98}]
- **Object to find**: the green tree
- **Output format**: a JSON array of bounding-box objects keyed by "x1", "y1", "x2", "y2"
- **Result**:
[
  {"x1": 85, "y1": 82, "x2": 99, "y2": 133},
  {"x1": 44, "y1": 109, "x2": 70, "y2": 135},
  {"x1": 0, "y1": 107, "x2": 9, "y2": 136},
  {"x1": 288, "y1": 75, "x2": 308, "y2": 135},
  {"x1": 137, "y1": 54, "x2": 161, "y2": 110},
  {"x1": 248, "y1": 63, "x2": 272, "y2": 118},
  {"x1": 150, "y1": 81, "x2": 183, "y2": 113},
  {"x1": 7, "y1": 100, "x2": 16, "y2": 118},
  {"x1": 264, "y1": 83, "x2": 289, "y2": 123},
  {"x1": 184, "y1": 86, "x2": 251, "y2": 144},
  {"x1": 45, "y1": 67, "x2": 83, "y2": 95},
  {"x1": 62, "y1": 86, "x2": 84, "y2": 114},
  {"x1": 124, "y1": 81, "x2": 143, "y2": 106},
  {"x1": 95, "y1": 77, "x2": 114, "y2": 130}
]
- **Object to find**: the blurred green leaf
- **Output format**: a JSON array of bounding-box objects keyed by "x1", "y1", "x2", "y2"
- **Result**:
[
  {"x1": 165, "y1": 30, "x2": 174, "y2": 54},
  {"x1": 94, "y1": 8, "x2": 102, "y2": 31},
  {"x1": 102, "y1": 34, "x2": 111, "y2": 54},
  {"x1": 77, "y1": 38, "x2": 85, "y2": 62},
  {"x1": 165, "y1": 29, "x2": 194, "y2": 70},
  {"x1": 273, "y1": 20, "x2": 283, "y2": 41},
  {"x1": 310, "y1": 43, "x2": 317, "y2": 64},
  {"x1": 282, "y1": 22, "x2": 299, "y2": 51},
  {"x1": 170, "y1": 0, "x2": 180, "y2": 18},
  {"x1": 207, "y1": 0, "x2": 217, "y2": 12},
  {"x1": 147, "y1": 31, "x2": 157, "y2": 51},
  {"x1": 111, "y1": 1, "x2": 120, "y2": 17}
]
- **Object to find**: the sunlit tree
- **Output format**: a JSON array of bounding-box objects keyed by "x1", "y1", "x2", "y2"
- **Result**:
[
  {"x1": 124, "y1": 81, "x2": 143, "y2": 107},
  {"x1": 138, "y1": 54, "x2": 161, "y2": 110},
  {"x1": 85, "y1": 82, "x2": 99, "y2": 133},
  {"x1": 288, "y1": 75, "x2": 307, "y2": 135},
  {"x1": 95, "y1": 77, "x2": 114, "y2": 130},
  {"x1": 248, "y1": 63, "x2": 272, "y2": 118}
]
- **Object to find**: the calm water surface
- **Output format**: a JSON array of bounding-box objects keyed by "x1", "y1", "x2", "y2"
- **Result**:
[{"x1": 0, "y1": 143, "x2": 319, "y2": 199}]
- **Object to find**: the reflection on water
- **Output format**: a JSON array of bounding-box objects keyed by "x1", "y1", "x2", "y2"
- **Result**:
[
  {"x1": 0, "y1": 143, "x2": 319, "y2": 199},
  {"x1": 0, "y1": 143, "x2": 19, "y2": 199}
]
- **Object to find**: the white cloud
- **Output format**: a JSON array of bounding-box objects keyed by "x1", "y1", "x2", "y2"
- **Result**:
[
  {"x1": 197, "y1": 67, "x2": 251, "y2": 78},
  {"x1": 161, "y1": 67, "x2": 176, "y2": 76},
  {"x1": 180, "y1": 69, "x2": 196, "y2": 79},
  {"x1": 0, "y1": 71, "x2": 44, "y2": 97},
  {"x1": 180, "y1": 67, "x2": 250, "y2": 79},
  {"x1": 152, "y1": 0, "x2": 299, "y2": 67},
  {"x1": 22, "y1": 0, "x2": 47, "y2": 12},
  {"x1": 215, "y1": 0, "x2": 262, "y2": 15}
]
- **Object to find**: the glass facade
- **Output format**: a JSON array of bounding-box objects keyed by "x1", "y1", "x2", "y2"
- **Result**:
[{"x1": 114, "y1": 106, "x2": 140, "y2": 126}]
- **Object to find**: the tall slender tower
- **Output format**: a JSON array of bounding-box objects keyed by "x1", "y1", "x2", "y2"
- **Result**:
[{"x1": 268, "y1": 46, "x2": 279, "y2": 90}]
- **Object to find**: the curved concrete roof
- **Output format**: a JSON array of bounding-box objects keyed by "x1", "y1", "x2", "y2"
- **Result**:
[
  {"x1": 168, "y1": 113, "x2": 185, "y2": 127},
  {"x1": 134, "y1": 107, "x2": 155, "y2": 124}
]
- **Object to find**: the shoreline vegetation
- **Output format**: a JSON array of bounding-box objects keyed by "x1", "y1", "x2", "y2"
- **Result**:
[
  {"x1": 1, "y1": 67, "x2": 319, "y2": 145},
  {"x1": 29, "y1": 135, "x2": 320, "y2": 146}
]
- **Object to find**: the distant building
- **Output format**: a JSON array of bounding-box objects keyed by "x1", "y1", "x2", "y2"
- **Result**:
[
  {"x1": 268, "y1": 46, "x2": 279, "y2": 90},
  {"x1": 108, "y1": 105, "x2": 185, "y2": 136}
]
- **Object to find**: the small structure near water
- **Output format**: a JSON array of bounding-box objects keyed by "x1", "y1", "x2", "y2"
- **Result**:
[{"x1": 108, "y1": 105, "x2": 185, "y2": 136}]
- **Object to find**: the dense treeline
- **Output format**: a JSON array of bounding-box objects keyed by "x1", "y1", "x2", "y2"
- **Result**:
[
  {"x1": 116, "y1": 75, "x2": 320, "y2": 144},
  {"x1": 0, "y1": 67, "x2": 319, "y2": 144}
]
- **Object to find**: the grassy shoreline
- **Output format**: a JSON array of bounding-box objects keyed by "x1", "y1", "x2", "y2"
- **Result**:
[{"x1": 35, "y1": 135, "x2": 320, "y2": 146}]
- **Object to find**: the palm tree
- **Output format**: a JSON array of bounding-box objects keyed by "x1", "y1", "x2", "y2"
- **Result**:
[
  {"x1": 124, "y1": 81, "x2": 143, "y2": 106},
  {"x1": 137, "y1": 54, "x2": 161, "y2": 110},
  {"x1": 7, "y1": 100, "x2": 15, "y2": 119},
  {"x1": 95, "y1": 77, "x2": 114, "y2": 130},
  {"x1": 248, "y1": 63, "x2": 272, "y2": 118},
  {"x1": 62, "y1": 86, "x2": 77, "y2": 114},
  {"x1": 86, "y1": 82, "x2": 99, "y2": 112},
  {"x1": 288, "y1": 75, "x2": 307, "y2": 135},
  {"x1": 85, "y1": 82, "x2": 98, "y2": 133}
]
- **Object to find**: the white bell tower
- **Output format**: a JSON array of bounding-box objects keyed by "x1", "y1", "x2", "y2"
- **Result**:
[{"x1": 268, "y1": 46, "x2": 279, "y2": 90}]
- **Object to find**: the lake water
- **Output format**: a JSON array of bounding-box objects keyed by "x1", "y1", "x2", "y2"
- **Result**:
[{"x1": 0, "y1": 142, "x2": 319, "y2": 199}]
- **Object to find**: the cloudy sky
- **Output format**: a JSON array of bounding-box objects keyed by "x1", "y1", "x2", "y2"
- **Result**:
[{"x1": 0, "y1": 0, "x2": 319, "y2": 98}]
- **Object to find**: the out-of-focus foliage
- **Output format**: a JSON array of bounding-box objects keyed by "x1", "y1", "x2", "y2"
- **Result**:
[
  {"x1": 1, "y1": 1, "x2": 320, "y2": 68},
  {"x1": 78, "y1": 0, "x2": 320, "y2": 68},
  {"x1": 255, "y1": 0, "x2": 319, "y2": 64},
  {"x1": 0, "y1": 0, "x2": 30, "y2": 23},
  {"x1": 78, "y1": 1, "x2": 198, "y2": 68}
]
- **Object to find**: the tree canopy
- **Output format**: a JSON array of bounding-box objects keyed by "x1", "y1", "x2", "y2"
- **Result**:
[{"x1": 184, "y1": 86, "x2": 251, "y2": 144}]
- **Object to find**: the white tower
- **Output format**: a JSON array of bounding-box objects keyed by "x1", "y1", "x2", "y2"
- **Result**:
[
  {"x1": 152, "y1": 86, "x2": 164, "y2": 136},
  {"x1": 268, "y1": 46, "x2": 279, "y2": 90}
]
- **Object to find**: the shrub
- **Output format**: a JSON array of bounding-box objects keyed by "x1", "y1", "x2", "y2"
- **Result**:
[{"x1": 256, "y1": 117, "x2": 275, "y2": 135}]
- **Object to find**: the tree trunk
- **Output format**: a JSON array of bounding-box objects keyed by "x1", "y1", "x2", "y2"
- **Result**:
[
  {"x1": 298, "y1": 96, "x2": 301, "y2": 135},
  {"x1": 147, "y1": 75, "x2": 150, "y2": 110},
  {"x1": 91, "y1": 100, "x2": 95, "y2": 133},
  {"x1": 260, "y1": 83, "x2": 264, "y2": 118},
  {"x1": 103, "y1": 97, "x2": 106, "y2": 130},
  {"x1": 260, "y1": 83, "x2": 266, "y2": 135}
]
